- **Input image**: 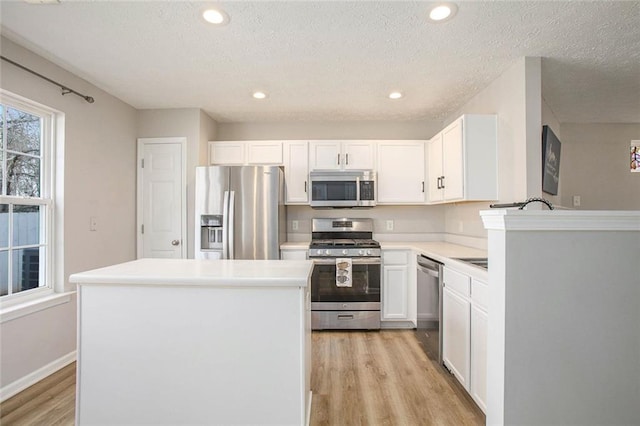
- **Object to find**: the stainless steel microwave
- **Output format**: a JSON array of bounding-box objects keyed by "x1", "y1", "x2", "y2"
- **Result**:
[{"x1": 309, "y1": 170, "x2": 376, "y2": 208}]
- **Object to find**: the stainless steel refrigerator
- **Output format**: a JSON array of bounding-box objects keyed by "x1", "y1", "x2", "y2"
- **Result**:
[{"x1": 194, "y1": 166, "x2": 286, "y2": 260}]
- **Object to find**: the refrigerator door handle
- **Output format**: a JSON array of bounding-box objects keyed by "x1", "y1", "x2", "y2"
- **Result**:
[
  {"x1": 222, "y1": 190, "x2": 229, "y2": 259},
  {"x1": 228, "y1": 191, "x2": 236, "y2": 259}
]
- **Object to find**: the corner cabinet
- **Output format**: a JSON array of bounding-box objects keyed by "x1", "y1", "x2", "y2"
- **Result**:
[
  {"x1": 427, "y1": 115, "x2": 497, "y2": 203},
  {"x1": 377, "y1": 141, "x2": 427, "y2": 204},
  {"x1": 309, "y1": 140, "x2": 375, "y2": 171},
  {"x1": 381, "y1": 249, "x2": 416, "y2": 328},
  {"x1": 283, "y1": 141, "x2": 309, "y2": 204}
]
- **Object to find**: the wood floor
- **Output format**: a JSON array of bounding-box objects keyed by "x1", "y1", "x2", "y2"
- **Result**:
[{"x1": 0, "y1": 330, "x2": 484, "y2": 426}]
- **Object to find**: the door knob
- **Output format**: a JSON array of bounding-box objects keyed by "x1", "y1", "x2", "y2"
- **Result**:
[{"x1": 171, "y1": 240, "x2": 180, "y2": 246}]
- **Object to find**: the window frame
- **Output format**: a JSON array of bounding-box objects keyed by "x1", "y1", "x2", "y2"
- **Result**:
[{"x1": 0, "y1": 90, "x2": 56, "y2": 304}]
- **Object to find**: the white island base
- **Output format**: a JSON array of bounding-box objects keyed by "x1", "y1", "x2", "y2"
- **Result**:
[{"x1": 70, "y1": 259, "x2": 313, "y2": 426}]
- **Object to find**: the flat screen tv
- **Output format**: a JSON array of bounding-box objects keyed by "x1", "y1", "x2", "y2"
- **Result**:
[{"x1": 542, "y1": 125, "x2": 561, "y2": 195}]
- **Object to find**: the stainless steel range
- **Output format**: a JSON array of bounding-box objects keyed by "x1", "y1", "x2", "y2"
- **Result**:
[{"x1": 309, "y1": 218, "x2": 381, "y2": 330}]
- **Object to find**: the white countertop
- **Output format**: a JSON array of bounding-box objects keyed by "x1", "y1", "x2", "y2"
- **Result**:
[
  {"x1": 70, "y1": 258, "x2": 313, "y2": 287},
  {"x1": 280, "y1": 240, "x2": 489, "y2": 280}
]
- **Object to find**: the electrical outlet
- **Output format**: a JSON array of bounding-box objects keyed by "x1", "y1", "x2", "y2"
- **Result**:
[
  {"x1": 386, "y1": 220, "x2": 394, "y2": 231},
  {"x1": 573, "y1": 195, "x2": 581, "y2": 207},
  {"x1": 90, "y1": 216, "x2": 98, "y2": 231},
  {"x1": 292, "y1": 220, "x2": 299, "y2": 231}
]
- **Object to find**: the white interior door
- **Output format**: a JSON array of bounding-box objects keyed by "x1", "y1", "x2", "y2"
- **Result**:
[{"x1": 137, "y1": 138, "x2": 186, "y2": 259}]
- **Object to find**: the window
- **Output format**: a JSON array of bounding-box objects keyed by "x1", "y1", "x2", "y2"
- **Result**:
[{"x1": 0, "y1": 92, "x2": 54, "y2": 299}]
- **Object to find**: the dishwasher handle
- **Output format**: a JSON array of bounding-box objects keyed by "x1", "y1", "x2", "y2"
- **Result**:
[{"x1": 417, "y1": 255, "x2": 442, "y2": 278}]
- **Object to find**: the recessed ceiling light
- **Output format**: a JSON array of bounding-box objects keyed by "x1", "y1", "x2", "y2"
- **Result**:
[
  {"x1": 202, "y1": 8, "x2": 229, "y2": 25},
  {"x1": 428, "y1": 3, "x2": 458, "y2": 22},
  {"x1": 253, "y1": 91, "x2": 267, "y2": 99},
  {"x1": 389, "y1": 92, "x2": 403, "y2": 100}
]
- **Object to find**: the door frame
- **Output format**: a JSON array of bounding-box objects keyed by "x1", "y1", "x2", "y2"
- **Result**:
[{"x1": 136, "y1": 137, "x2": 187, "y2": 259}]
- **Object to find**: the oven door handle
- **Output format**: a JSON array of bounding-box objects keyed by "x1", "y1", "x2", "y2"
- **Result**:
[{"x1": 312, "y1": 257, "x2": 381, "y2": 265}]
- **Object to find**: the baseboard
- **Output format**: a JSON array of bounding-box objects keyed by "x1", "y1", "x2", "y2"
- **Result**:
[
  {"x1": 0, "y1": 350, "x2": 76, "y2": 403},
  {"x1": 381, "y1": 321, "x2": 416, "y2": 329}
]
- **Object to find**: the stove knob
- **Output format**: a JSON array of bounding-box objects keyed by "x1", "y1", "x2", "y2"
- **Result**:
[
  {"x1": 359, "y1": 249, "x2": 364, "y2": 255},
  {"x1": 325, "y1": 249, "x2": 331, "y2": 255},
  {"x1": 342, "y1": 249, "x2": 348, "y2": 255},
  {"x1": 366, "y1": 249, "x2": 372, "y2": 255},
  {"x1": 317, "y1": 249, "x2": 323, "y2": 255}
]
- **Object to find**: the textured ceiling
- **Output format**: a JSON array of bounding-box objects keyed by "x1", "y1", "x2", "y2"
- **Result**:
[{"x1": 1, "y1": 1, "x2": 639, "y2": 123}]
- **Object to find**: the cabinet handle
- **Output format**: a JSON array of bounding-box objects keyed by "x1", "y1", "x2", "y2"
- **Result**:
[
  {"x1": 304, "y1": 181, "x2": 307, "y2": 193},
  {"x1": 346, "y1": 153, "x2": 349, "y2": 165},
  {"x1": 337, "y1": 154, "x2": 340, "y2": 165},
  {"x1": 441, "y1": 175, "x2": 445, "y2": 189},
  {"x1": 422, "y1": 181, "x2": 425, "y2": 193},
  {"x1": 437, "y1": 177, "x2": 441, "y2": 189}
]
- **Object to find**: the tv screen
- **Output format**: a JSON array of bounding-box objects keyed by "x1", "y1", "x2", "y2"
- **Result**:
[{"x1": 542, "y1": 125, "x2": 561, "y2": 195}]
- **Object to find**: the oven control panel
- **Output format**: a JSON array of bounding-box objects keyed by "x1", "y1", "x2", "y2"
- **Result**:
[{"x1": 309, "y1": 248, "x2": 381, "y2": 257}]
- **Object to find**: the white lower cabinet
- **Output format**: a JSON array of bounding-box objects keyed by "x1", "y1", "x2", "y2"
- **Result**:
[
  {"x1": 470, "y1": 277, "x2": 488, "y2": 412},
  {"x1": 381, "y1": 250, "x2": 415, "y2": 326},
  {"x1": 442, "y1": 278, "x2": 471, "y2": 389},
  {"x1": 443, "y1": 266, "x2": 488, "y2": 413}
]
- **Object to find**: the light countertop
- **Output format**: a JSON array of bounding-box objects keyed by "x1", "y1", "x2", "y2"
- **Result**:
[
  {"x1": 70, "y1": 258, "x2": 313, "y2": 287},
  {"x1": 280, "y1": 240, "x2": 488, "y2": 280}
]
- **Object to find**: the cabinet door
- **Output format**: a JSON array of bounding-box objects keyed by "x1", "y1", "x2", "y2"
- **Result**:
[
  {"x1": 283, "y1": 141, "x2": 309, "y2": 204},
  {"x1": 209, "y1": 141, "x2": 245, "y2": 165},
  {"x1": 427, "y1": 134, "x2": 444, "y2": 202},
  {"x1": 247, "y1": 141, "x2": 283, "y2": 165},
  {"x1": 309, "y1": 141, "x2": 341, "y2": 170},
  {"x1": 382, "y1": 265, "x2": 408, "y2": 320},
  {"x1": 442, "y1": 118, "x2": 464, "y2": 200},
  {"x1": 470, "y1": 305, "x2": 488, "y2": 413},
  {"x1": 343, "y1": 141, "x2": 375, "y2": 170},
  {"x1": 377, "y1": 141, "x2": 426, "y2": 204},
  {"x1": 443, "y1": 286, "x2": 470, "y2": 390}
]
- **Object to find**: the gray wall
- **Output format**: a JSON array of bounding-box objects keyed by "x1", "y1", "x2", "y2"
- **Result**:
[
  {"x1": 560, "y1": 123, "x2": 640, "y2": 210},
  {"x1": 0, "y1": 36, "x2": 138, "y2": 390}
]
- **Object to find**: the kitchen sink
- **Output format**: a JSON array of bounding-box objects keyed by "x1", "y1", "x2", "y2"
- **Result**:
[{"x1": 453, "y1": 257, "x2": 488, "y2": 269}]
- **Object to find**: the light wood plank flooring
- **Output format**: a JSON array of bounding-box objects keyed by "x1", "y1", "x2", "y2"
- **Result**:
[{"x1": 1, "y1": 330, "x2": 484, "y2": 425}]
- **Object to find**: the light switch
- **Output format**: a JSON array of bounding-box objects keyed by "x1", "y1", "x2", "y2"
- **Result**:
[
  {"x1": 386, "y1": 220, "x2": 394, "y2": 231},
  {"x1": 573, "y1": 195, "x2": 581, "y2": 207},
  {"x1": 90, "y1": 216, "x2": 98, "y2": 231}
]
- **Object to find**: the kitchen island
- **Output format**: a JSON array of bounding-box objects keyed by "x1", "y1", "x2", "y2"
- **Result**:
[{"x1": 70, "y1": 258, "x2": 313, "y2": 426}]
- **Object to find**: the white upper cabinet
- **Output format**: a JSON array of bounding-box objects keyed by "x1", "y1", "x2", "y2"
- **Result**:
[
  {"x1": 427, "y1": 114, "x2": 497, "y2": 203},
  {"x1": 309, "y1": 140, "x2": 375, "y2": 171},
  {"x1": 209, "y1": 141, "x2": 245, "y2": 165},
  {"x1": 283, "y1": 141, "x2": 309, "y2": 204},
  {"x1": 377, "y1": 141, "x2": 427, "y2": 204},
  {"x1": 209, "y1": 141, "x2": 283, "y2": 166}
]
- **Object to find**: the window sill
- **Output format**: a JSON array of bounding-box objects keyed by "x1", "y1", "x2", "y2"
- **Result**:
[{"x1": 0, "y1": 291, "x2": 75, "y2": 324}]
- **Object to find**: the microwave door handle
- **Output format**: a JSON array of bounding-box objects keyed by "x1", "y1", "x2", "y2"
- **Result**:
[{"x1": 356, "y1": 176, "x2": 360, "y2": 206}]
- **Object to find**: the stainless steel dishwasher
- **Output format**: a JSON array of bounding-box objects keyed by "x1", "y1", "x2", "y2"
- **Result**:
[{"x1": 415, "y1": 255, "x2": 443, "y2": 364}]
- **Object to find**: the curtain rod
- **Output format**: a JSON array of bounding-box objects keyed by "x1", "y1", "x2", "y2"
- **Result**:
[{"x1": 1, "y1": 55, "x2": 95, "y2": 104}]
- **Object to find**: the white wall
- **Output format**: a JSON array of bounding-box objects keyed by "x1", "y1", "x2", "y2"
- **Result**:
[
  {"x1": 0, "y1": 37, "x2": 137, "y2": 391},
  {"x1": 442, "y1": 57, "x2": 543, "y2": 241},
  {"x1": 559, "y1": 123, "x2": 640, "y2": 210},
  {"x1": 137, "y1": 109, "x2": 218, "y2": 258},
  {"x1": 287, "y1": 205, "x2": 446, "y2": 242}
]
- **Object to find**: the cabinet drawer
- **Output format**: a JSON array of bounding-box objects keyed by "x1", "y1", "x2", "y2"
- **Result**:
[
  {"x1": 471, "y1": 278, "x2": 488, "y2": 311},
  {"x1": 383, "y1": 250, "x2": 409, "y2": 265},
  {"x1": 443, "y1": 268, "x2": 470, "y2": 297}
]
